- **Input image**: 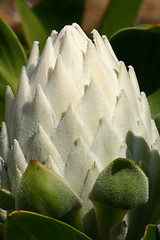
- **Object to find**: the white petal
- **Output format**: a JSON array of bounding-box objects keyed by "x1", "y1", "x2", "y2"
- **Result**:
[
  {"x1": 44, "y1": 154, "x2": 63, "y2": 177},
  {"x1": 77, "y1": 79, "x2": 113, "y2": 134},
  {"x1": 27, "y1": 125, "x2": 64, "y2": 174},
  {"x1": 53, "y1": 24, "x2": 88, "y2": 56},
  {"x1": 50, "y1": 30, "x2": 58, "y2": 42},
  {"x1": 92, "y1": 29, "x2": 119, "y2": 72},
  {"x1": 140, "y1": 92, "x2": 152, "y2": 137},
  {"x1": 102, "y1": 35, "x2": 119, "y2": 66},
  {"x1": 128, "y1": 66, "x2": 141, "y2": 97},
  {"x1": 10, "y1": 67, "x2": 30, "y2": 142},
  {"x1": 45, "y1": 56, "x2": 81, "y2": 122},
  {"x1": 83, "y1": 39, "x2": 118, "y2": 105},
  {"x1": 0, "y1": 122, "x2": 9, "y2": 162},
  {"x1": 72, "y1": 23, "x2": 88, "y2": 44},
  {"x1": 30, "y1": 37, "x2": 55, "y2": 90},
  {"x1": 5, "y1": 86, "x2": 14, "y2": 133},
  {"x1": 112, "y1": 89, "x2": 139, "y2": 140},
  {"x1": 10, "y1": 140, "x2": 27, "y2": 172},
  {"x1": 16, "y1": 85, "x2": 57, "y2": 150},
  {"x1": 7, "y1": 139, "x2": 27, "y2": 193},
  {"x1": 64, "y1": 138, "x2": 97, "y2": 196},
  {"x1": 91, "y1": 118, "x2": 123, "y2": 169},
  {"x1": 57, "y1": 31, "x2": 84, "y2": 93},
  {"x1": 26, "y1": 41, "x2": 39, "y2": 77},
  {"x1": 52, "y1": 105, "x2": 92, "y2": 164},
  {"x1": 80, "y1": 162, "x2": 100, "y2": 217},
  {"x1": 0, "y1": 157, "x2": 11, "y2": 190},
  {"x1": 118, "y1": 61, "x2": 140, "y2": 115}
]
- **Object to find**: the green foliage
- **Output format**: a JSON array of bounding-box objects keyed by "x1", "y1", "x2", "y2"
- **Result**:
[
  {"x1": 4, "y1": 211, "x2": 91, "y2": 240},
  {"x1": 14, "y1": 0, "x2": 84, "y2": 53},
  {"x1": 0, "y1": 18, "x2": 27, "y2": 96},
  {"x1": 33, "y1": 0, "x2": 85, "y2": 34},
  {"x1": 99, "y1": 0, "x2": 142, "y2": 38},
  {"x1": 148, "y1": 89, "x2": 160, "y2": 118},
  {"x1": 15, "y1": 0, "x2": 48, "y2": 53},
  {"x1": 0, "y1": 17, "x2": 27, "y2": 122}
]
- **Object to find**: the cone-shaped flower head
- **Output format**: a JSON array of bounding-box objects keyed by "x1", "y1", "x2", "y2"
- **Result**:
[{"x1": 0, "y1": 24, "x2": 160, "y2": 239}]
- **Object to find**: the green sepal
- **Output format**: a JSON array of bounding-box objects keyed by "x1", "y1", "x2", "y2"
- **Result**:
[
  {"x1": 89, "y1": 158, "x2": 149, "y2": 240},
  {"x1": 141, "y1": 224, "x2": 159, "y2": 240},
  {"x1": 0, "y1": 188, "x2": 15, "y2": 210},
  {"x1": 89, "y1": 158, "x2": 149, "y2": 209},
  {"x1": 4, "y1": 210, "x2": 91, "y2": 240},
  {"x1": 16, "y1": 159, "x2": 82, "y2": 230}
]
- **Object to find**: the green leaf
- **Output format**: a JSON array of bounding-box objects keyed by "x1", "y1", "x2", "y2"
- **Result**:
[
  {"x1": 16, "y1": 159, "x2": 82, "y2": 230},
  {"x1": 0, "y1": 17, "x2": 27, "y2": 99},
  {"x1": 148, "y1": 89, "x2": 160, "y2": 118},
  {"x1": 110, "y1": 25, "x2": 160, "y2": 104},
  {"x1": 154, "y1": 113, "x2": 160, "y2": 133},
  {"x1": 0, "y1": 188, "x2": 15, "y2": 210},
  {"x1": 5, "y1": 211, "x2": 91, "y2": 240},
  {"x1": 99, "y1": 0, "x2": 142, "y2": 38},
  {"x1": 14, "y1": 0, "x2": 48, "y2": 52},
  {"x1": 33, "y1": 0, "x2": 84, "y2": 34},
  {"x1": 141, "y1": 224, "x2": 158, "y2": 240}
]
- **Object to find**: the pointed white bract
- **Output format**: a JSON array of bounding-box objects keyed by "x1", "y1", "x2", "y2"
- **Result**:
[{"x1": 0, "y1": 23, "x2": 160, "y2": 229}]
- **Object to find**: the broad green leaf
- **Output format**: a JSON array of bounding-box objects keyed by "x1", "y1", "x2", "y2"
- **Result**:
[
  {"x1": 14, "y1": 0, "x2": 48, "y2": 52},
  {"x1": 0, "y1": 17, "x2": 27, "y2": 98},
  {"x1": 5, "y1": 211, "x2": 91, "y2": 240},
  {"x1": 110, "y1": 24, "x2": 160, "y2": 99},
  {"x1": 0, "y1": 188, "x2": 15, "y2": 210},
  {"x1": 141, "y1": 224, "x2": 158, "y2": 240},
  {"x1": 148, "y1": 89, "x2": 160, "y2": 118},
  {"x1": 16, "y1": 159, "x2": 82, "y2": 230},
  {"x1": 33, "y1": 0, "x2": 84, "y2": 34},
  {"x1": 99, "y1": 0, "x2": 142, "y2": 38}
]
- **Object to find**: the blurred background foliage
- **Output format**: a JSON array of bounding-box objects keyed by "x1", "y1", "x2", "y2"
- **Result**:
[{"x1": 0, "y1": 0, "x2": 160, "y2": 122}]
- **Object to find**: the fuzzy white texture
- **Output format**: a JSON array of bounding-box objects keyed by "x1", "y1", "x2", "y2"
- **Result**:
[{"x1": 0, "y1": 23, "x2": 160, "y2": 220}]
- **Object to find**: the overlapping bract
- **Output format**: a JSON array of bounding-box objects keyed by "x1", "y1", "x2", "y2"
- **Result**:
[{"x1": 0, "y1": 23, "x2": 160, "y2": 238}]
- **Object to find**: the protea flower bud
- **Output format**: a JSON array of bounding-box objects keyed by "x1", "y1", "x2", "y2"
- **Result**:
[{"x1": 0, "y1": 23, "x2": 160, "y2": 239}]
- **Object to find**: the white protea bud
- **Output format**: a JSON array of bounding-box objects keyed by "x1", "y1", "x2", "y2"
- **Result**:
[{"x1": 0, "y1": 23, "x2": 160, "y2": 239}]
